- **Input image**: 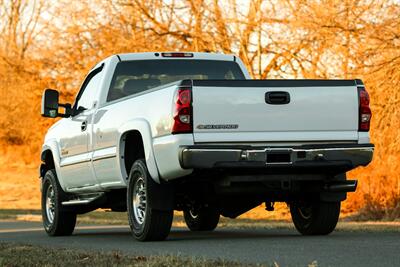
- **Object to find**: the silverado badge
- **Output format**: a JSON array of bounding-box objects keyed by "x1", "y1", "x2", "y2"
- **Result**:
[{"x1": 196, "y1": 124, "x2": 239, "y2": 130}]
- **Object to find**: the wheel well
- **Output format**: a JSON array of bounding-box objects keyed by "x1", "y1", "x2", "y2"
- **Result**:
[
  {"x1": 40, "y1": 149, "x2": 55, "y2": 177},
  {"x1": 122, "y1": 130, "x2": 145, "y2": 178}
]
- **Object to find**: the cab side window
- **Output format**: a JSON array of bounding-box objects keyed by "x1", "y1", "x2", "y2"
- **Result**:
[{"x1": 76, "y1": 71, "x2": 102, "y2": 111}]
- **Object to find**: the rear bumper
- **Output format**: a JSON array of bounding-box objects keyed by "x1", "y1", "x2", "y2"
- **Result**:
[{"x1": 180, "y1": 143, "x2": 374, "y2": 172}]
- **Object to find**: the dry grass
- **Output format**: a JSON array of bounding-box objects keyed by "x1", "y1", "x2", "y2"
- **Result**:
[
  {"x1": 0, "y1": 159, "x2": 39, "y2": 210},
  {"x1": 0, "y1": 243, "x2": 257, "y2": 267},
  {"x1": 2, "y1": 208, "x2": 400, "y2": 233},
  {"x1": 0, "y1": 243, "x2": 324, "y2": 267}
]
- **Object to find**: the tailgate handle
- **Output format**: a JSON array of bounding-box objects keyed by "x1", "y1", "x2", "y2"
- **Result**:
[{"x1": 265, "y1": 91, "x2": 290, "y2": 105}]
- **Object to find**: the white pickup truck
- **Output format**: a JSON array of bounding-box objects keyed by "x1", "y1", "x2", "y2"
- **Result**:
[{"x1": 40, "y1": 52, "x2": 373, "y2": 241}]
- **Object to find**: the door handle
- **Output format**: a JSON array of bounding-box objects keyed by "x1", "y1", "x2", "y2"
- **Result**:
[
  {"x1": 81, "y1": 120, "x2": 87, "y2": 131},
  {"x1": 265, "y1": 91, "x2": 290, "y2": 105}
]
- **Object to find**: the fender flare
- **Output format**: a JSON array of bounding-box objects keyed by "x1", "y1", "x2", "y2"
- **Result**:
[
  {"x1": 118, "y1": 118, "x2": 160, "y2": 183},
  {"x1": 40, "y1": 141, "x2": 68, "y2": 191}
]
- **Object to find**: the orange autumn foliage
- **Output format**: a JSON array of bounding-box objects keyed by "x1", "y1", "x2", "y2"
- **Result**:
[{"x1": 0, "y1": 0, "x2": 399, "y2": 219}]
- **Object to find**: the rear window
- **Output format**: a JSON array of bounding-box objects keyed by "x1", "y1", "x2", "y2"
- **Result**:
[{"x1": 106, "y1": 59, "x2": 245, "y2": 102}]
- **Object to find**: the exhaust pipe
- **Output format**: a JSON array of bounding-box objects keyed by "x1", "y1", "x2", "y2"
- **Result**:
[{"x1": 325, "y1": 180, "x2": 358, "y2": 192}]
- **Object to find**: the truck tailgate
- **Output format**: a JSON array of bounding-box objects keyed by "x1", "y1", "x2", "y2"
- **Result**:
[{"x1": 191, "y1": 80, "x2": 359, "y2": 143}]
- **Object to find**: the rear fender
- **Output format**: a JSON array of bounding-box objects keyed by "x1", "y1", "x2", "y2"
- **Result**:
[{"x1": 118, "y1": 119, "x2": 160, "y2": 183}]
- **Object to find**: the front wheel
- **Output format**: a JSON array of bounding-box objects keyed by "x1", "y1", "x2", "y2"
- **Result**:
[
  {"x1": 127, "y1": 159, "x2": 173, "y2": 241},
  {"x1": 290, "y1": 200, "x2": 340, "y2": 235},
  {"x1": 41, "y1": 169, "x2": 76, "y2": 236}
]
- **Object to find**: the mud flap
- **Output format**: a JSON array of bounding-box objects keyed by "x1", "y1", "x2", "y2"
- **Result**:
[{"x1": 147, "y1": 177, "x2": 174, "y2": 211}]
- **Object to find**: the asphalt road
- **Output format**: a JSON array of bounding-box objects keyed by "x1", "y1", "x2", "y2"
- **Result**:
[{"x1": 1, "y1": 221, "x2": 399, "y2": 266}]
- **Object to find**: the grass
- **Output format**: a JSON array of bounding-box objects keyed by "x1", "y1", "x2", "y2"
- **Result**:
[
  {"x1": 0, "y1": 209, "x2": 41, "y2": 220},
  {"x1": 0, "y1": 165, "x2": 39, "y2": 210},
  {"x1": 0, "y1": 209, "x2": 291, "y2": 229},
  {"x1": 1, "y1": 209, "x2": 400, "y2": 232},
  {"x1": 0, "y1": 243, "x2": 260, "y2": 267}
]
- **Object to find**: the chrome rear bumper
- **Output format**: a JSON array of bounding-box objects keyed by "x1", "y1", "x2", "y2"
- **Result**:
[{"x1": 180, "y1": 144, "x2": 374, "y2": 171}]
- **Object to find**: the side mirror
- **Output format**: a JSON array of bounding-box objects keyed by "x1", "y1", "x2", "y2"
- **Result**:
[
  {"x1": 41, "y1": 89, "x2": 59, "y2": 118},
  {"x1": 41, "y1": 89, "x2": 72, "y2": 118}
]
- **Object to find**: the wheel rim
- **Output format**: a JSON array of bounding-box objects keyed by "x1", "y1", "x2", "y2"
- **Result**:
[
  {"x1": 133, "y1": 176, "x2": 147, "y2": 225},
  {"x1": 45, "y1": 185, "x2": 56, "y2": 224},
  {"x1": 297, "y1": 204, "x2": 313, "y2": 220},
  {"x1": 189, "y1": 208, "x2": 199, "y2": 219}
]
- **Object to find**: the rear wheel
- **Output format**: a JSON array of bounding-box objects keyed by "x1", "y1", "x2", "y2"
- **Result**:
[
  {"x1": 290, "y1": 200, "x2": 340, "y2": 235},
  {"x1": 184, "y1": 206, "x2": 220, "y2": 231},
  {"x1": 127, "y1": 159, "x2": 173, "y2": 241},
  {"x1": 41, "y1": 169, "x2": 76, "y2": 236}
]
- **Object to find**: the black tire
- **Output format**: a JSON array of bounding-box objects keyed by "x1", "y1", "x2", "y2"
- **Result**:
[
  {"x1": 290, "y1": 200, "x2": 340, "y2": 235},
  {"x1": 41, "y1": 169, "x2": 76, "y2": 236},
  {"x1": 183, "y1": 206, "x2": 220, "y2": 231},
  {"x1": 127, "y1": 159, "x2": 173, "y2": 241}
]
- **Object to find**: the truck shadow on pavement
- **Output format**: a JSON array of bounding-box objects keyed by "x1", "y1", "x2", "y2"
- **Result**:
[{"x1": 72, "y1": 227, "x2": 344, "y2": 242}]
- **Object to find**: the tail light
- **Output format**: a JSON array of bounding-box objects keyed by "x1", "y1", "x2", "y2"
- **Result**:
[
  {"x1": 358, "y1": 87, "x2": 371, "y2": 131},
  {"x1": 172, "y1": 87, "x2": 193, "y2": 134}
]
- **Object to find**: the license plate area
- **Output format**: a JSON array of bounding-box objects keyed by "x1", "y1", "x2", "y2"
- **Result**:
[{"x1": 266, "y1": 151, "x2": 291, "y2": 164}]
